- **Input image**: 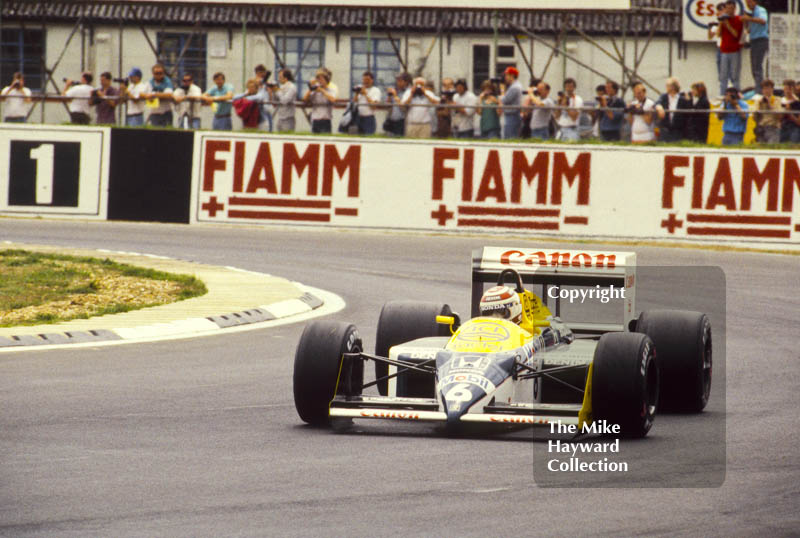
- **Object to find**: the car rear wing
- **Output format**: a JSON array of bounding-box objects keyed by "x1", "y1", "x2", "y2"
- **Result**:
[{"x1": 471, "y1": 247, "x2": 636, "y2": 334}]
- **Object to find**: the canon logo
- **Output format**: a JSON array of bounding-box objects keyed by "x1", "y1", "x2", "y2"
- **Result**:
[
  {"x1": 360, "y1": 411, "x2": 420, "y2": 420},
  {"x1": 500, "y1": 250, "x2": 617, "y2": 268}
]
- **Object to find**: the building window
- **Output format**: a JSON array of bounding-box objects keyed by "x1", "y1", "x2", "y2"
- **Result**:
[
  {"x1": 472, "y1": 44, "x2": 491, "y2": 93},
  {"x1": 0, "y1": 28, "x2": 45, "y2": 90},
  {"x1": 274, "y1": 36, "x2": 325, "y2": 90},
  {"x1": 157, "y1": 33, "x2": 207, "y2": 90},
  {"x1": 351, "y1": 38, "x2": 402, "y2": 93}
]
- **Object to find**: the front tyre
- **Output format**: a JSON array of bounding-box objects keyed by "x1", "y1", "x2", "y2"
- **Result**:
[
  {"x1": 592, "y1": 332, "x2": 658, "y2": 438},
  {"x1": 293, "y1": 320, "x2": 362, "y2": 426},
  {"x1": 374, "y1": 301, "x2": 453, "y2": 396},
  {"x1": 635, "y1": 310, "x2": 712, "y2": 413}
]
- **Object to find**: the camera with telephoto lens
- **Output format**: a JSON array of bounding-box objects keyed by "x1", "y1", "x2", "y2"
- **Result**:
[
  {"x1": 352, "y1": 85, "x2": 363, "y2": 93},
  {"x1": 625, "y1": 102, "x2": 645, "y2": 115},
  {"x1": 490, "y1": 77, "x2": 503, "y2": 85},
  {"x1": 308, "y1": 81, "x2": 319, "y2": 90},
  {"x1": 62, "y1": 78, "x2": 78, "y2": 87},
  {"x1": 112, "y1": 77, "x2": 129, "y2": 85},
  {"x1": 413, "y1": 85, "x2": 425, "y2": 97},
  {"x1": 441, "y1": 89, "x2": 456, "y2": 102}
]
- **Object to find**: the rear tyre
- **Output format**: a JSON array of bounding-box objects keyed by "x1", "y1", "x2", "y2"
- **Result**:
[
  {"x1": 635, "y1": 310, "x2": 712, "y2": 413},
  {"x1": 374, "y1": 301, "x2": 453, "y2": 396},
  {"x1": 592, "y1": 332, "x2": 658, "y2": 438},
  {"x1": 293, "y1": 320, "x2": 362, "y2": 426}
]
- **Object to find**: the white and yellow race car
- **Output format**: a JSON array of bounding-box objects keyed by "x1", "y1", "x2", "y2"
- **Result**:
[{"x1": 293, "y1": 247, "x2": 712, "y2": 438}]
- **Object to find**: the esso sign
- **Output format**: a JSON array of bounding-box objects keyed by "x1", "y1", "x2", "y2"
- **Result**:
[{"x1": 682, "y1": 0, "x2": 745, "y2": 42}]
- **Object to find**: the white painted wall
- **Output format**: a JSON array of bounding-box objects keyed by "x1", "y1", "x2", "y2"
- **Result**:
[{"x1": 6, "y1": 23, "x2": 752, "y2": 129}]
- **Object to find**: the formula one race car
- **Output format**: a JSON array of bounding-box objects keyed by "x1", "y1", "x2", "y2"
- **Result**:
[{"x1": 293, "y1": 247, "x2": 712, "y2": 438}]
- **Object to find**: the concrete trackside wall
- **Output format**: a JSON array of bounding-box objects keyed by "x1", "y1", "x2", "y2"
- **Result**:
[
  {"x1": 108, "y1": 129, "x2": 193, "y2": 223},
  {"x1": 191, "y1": 133, "x2": 800, "y2": 246}
]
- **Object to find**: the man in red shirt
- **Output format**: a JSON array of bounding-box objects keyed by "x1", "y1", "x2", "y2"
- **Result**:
[{"x1": 716, "y1": 0, "x2": 743, "y2": 97}]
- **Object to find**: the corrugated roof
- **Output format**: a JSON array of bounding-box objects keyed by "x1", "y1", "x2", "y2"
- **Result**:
[{"x1": 1, "y1": 1, "x2": 681, "y2": 35}]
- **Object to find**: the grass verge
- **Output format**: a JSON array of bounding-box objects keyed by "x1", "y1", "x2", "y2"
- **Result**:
[{"x1": 0, "y1": 249, "x2": 207, "y2": 328}]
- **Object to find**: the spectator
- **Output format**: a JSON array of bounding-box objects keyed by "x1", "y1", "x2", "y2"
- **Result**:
[
  {"x1": 173, "y1": 73, "x2": 203, "y2": 129},
  {"x1": 581, "y1": 84, "x2": 606, "y2": 139},
  {"x1": 233, "y1": 78, "x2": 264, "y2": 128},
  {"x1": 435, "y1": 80, "x2": 455, "y2": 138},
  {"x1": 353, "y1": 71, "x2": 381, "y2": 135},
  {"x1": 741, "y1": 0, "x2": 768, "y2": 90},
  {"x1": 716, "y1": 0, "x2": 743, "y2": 97},
  {"x1": 627, "y1": 81, "x2": 655, "y2": 143},
  {"x1": 780, "y1": 80, "x2": 800, "y2": 143},
  {"x1": 121, "y1": 67, "x2": 147, "y2": 126},
  {"x1": 554, "y1": 78, "x2": 583, "y2": 141},
  {"x1": 452, "y1": 78, "x2": 478, "y2": 139},
  {"x1": 1, "y1": 72, "x2": 32, "y2": 122},
  {"x1": 707, "y1": 2, "x2": 726, "y2": 90},
  {"x1": 303, "y1": 69, "x2": 337, "y2": 133},
  {"x1": 598, "y1": 80, "x2": 625, "y2": 141},
  {"x1": 384, "y1": 72, "x2": 411, "y2": 136},
  {"x1": 91, "y1": 71, "x2": 118, "y2": 125},
  {"x1": 685, "y1": 82, "x2": 711, "y2": 143},
  {"x1": 753, "y1": 79, "x2": 781, "y2": 143},
  {"x1": 526, "y1": 81, "x2": 554, "y2": 140},
  {"x1": 520, "y1": 78, "x2": 540, "y2": 138},
  {"x1": 144, "y1": 63, "x2": 174, "y2": 127},
  {"x1": 500, "y1": 67, "x2": 522, "y2": 139},
  {"x1": 655, "y1": 77, "x2": 692, "y2": 142},
  {"x1": 478, "y1": 80, "x2": 501, "y2": 139},
  {"x1": 717, "y1": 87, "x2": 749, "y2": 145},
  {"x1": 269, "y1": 68, "x2": 297, "y2": 132},
  {"x1": 62, "y1": 72, "x2": 93, "y2": 125},
  {"x1": 203, "y1": 72, "x2": 234, "y2": 131},
  {"x1": 402, "y1": 76, "x2": 439, "y2": 138},
  {"x1": 254, "y1": 64, "x2": 274, "y2": 131}
]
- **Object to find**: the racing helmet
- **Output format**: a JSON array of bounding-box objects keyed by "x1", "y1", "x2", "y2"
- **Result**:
[{"x1": 479, "y1": 285, "x2": 523, "y2": 324}]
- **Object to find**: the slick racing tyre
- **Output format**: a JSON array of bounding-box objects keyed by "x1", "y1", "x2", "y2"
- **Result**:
[
  {"x1": 374, "y1": 301, "x2": 453, "y2": 396},
  {"x1": 592, "y1": 332, "x2": 658, "y2": 438},
  {"x1": 635, "y1": 310, "x2": 712, "y2": 413},
  {"x1": 293, "y1": 320, "x2": 363, "y2": 426}
]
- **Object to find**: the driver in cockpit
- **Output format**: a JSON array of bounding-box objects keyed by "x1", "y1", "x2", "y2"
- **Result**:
[{"x1": 479, "y1": 285, "x2": 573, "y2": 349}]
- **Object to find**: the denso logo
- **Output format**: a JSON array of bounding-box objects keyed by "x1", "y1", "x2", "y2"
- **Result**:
[
  {"x1": 360, "y1": 411, "x2": 420, "y2": 420},
  {"x1": 500, "y1": 250, "x2": 617, "y2": 268}
]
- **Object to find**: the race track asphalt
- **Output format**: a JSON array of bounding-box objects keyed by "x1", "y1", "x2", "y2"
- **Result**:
[{"x1": 1, "y1": 220, "x2": 798, "y2": 537}]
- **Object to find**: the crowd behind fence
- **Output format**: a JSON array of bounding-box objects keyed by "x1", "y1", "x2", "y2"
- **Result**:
[{"x1": 2, "y1": 65, "x2": 800, "y2": 146}]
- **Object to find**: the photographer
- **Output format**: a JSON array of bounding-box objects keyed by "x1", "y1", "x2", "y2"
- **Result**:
[
  {"x1": 435, "y1": 79, "x2": 456, "y2": 138},
  {"x1": 499, "y1": 67, "x2": 522, "y2": 139},
  {"x1": 452, "y1": 78, "x2": 478, "y2": 139},
  {"x1": 119, "y1": 67, "x2": 148, "y2": 126},
  {"x1": 740, "y1": 0, "x2": 769, "y2": 90},
  {"x1": 268, "y1": 68, "x2": 297, "y2": 132},
  {"x1": 753, "y1": 79, "x2": 781, "y2": 143},
  {"x1": 655, "y1": 77, "x2": 691, "y2": 142},
  {"x1": 91, "y1": 72, "x2": 119, "y2": 125},
  {"x1": 173, "y1": 73, "x2": 203, "y2": 129},
  {"x1": 554, "y1": 78, "x2": 583, "y2": 141},
  {"x1": 715, "y1": 0, "x2": 743, "y2": 97},
  {"x1": 402, "y1": 76, "x2": 440, "y2": 138},
  {"x1": 384, "y1": 72, "x2": 411, "y2": 137},
  {"x1": 254, "y1": 64, "x2": 274, "y2": 132},
  {"x1": 627, "y1": 82, "x2": 655, "y2": 143},
  {"x1": 716, "y1": 86, "x2": 748, "y2": 145},
  {"x1": 302, "y1": 69, "x2": 337, "y2": 134},
  {"x1": 352, "y1": 71, "x2": 381, "y2": 135},
  {"x1": 779, "y1": 80, "x2": 800, "y2": 143},
  {"x1": 598, "y1": 80, "x2": 626, "y2": 141},
  {"x1": 61, "y1": 72, "x2": 94, "y2": 125},
  {"x1": 1, "y1": 72, "x2": 32, "y2": 123},
  {"x1": 526, "y1": 81, "x2": 554, "y2": 140}
]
